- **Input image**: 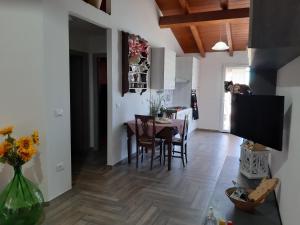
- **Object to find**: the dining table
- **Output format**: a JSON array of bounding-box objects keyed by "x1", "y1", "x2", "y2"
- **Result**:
[{"x1": 124, "y1": 119, "x2": 185, "y2": 171}]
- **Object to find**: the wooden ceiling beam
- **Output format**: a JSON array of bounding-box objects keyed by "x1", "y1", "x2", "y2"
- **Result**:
[
  {"x1": 220, "y1": 0, "x2": 229, "y2": 10},
  {"x1": 190, "y1": 25, "x2": 206, "y2": 57},
  {"x1": 226, "y1": 22, "x2": 233, "y2": 56},
  {"x1": 177, "y1": 0, "x2": 206, "y2": 57},
  {"x1": 178, "y1": 0, "x2": 191, "y2": 14},
  {"x1": 159, "y1": 8, "x2": 250, "y2": 28}
]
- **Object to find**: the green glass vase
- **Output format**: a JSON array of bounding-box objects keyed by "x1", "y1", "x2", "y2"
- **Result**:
[{"x1": 0, "y1": 166, "x2": 44, "y2": 225}]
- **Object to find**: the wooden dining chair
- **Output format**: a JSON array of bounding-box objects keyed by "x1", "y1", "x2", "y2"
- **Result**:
[
  {"x1": 135, "y1": 115, "x2": 163, "y2": 170},
  {"x1": 163, "y1": 115, "x2": 189, "y2": 167}
]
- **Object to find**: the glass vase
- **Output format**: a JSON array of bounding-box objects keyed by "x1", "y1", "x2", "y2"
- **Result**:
[{"x1": 0, "y1": 166, "x2": 44, "y2": 225}]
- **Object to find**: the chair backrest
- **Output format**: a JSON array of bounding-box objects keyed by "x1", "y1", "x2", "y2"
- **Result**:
[
  {"x1": 182, "y1": 115, "x2": 189, "y2": 141},
  {"x1": 135, "y1": 115, "x2": 156, "y2": 145},
  {"x1": 165, "y1": 110, "x2": 177, "y2": 119}
]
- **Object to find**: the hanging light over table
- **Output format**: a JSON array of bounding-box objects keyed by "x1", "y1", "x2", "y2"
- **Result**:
[{"x1": 212, "y1": 25, "x2": 229, "y2": 51}]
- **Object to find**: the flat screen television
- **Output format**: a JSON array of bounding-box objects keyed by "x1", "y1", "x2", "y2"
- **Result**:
[{"x1": 230, "y1": 95, "x2": 284, "y2": 151}]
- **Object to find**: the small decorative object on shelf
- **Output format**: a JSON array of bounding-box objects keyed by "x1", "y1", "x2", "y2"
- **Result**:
[
  {"x1": 203, "y1": 207, "x2": 218, "y2": 225},
  {"x1": 122, "y1": 31, "x2": 150, "y2": 96},
  {"x1": 0, "y1": 126, "x2": 44, "y2": 225},
  {"x1": 239, "y1": 139, "x2": 270, "y2": 179},
  {"x1": 224, "y1": 80, "x2": 252, "y2": 95},
  {"x1": 218, "y1": 219, "x2": 226, "y2": 225}
]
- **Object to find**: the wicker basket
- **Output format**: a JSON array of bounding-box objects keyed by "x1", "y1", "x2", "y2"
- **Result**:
[{"x1": 225, "y1": 188, "x2": 265, "y2": 212}]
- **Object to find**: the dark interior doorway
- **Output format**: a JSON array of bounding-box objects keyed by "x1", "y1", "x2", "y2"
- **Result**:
[
  {"x1": 69, "y1": 51, "x2": 90, "y2": 175},
  {"x1": 95, "y1": 55, "x2": 108, "y2": 150},
  {"x1": 69, "y1": 16, "x2": 108, "y2": 183}
]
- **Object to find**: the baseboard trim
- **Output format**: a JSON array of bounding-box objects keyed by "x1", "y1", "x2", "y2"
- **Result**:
[
  {"x1": 197, "y1": 128, "x2": 220, "y2": 133},
  {"x1": 114, "y1": 153, "x2": 137, "y2": 166}
]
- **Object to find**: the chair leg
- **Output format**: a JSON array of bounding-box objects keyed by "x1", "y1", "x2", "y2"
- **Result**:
[
  {"x1": 150, "y1": 147, "x2": 155, "y2": 170},
  {"x1": 141, "y1": 147, "x2": 144, "y2": 163},
  {"x1": 136, "y1": 146, "x2": 139, "y2": 168},
  {"x1": 185, "y1": 143, "x2": 188, "y2": 164},
  {"x1": 181, "y1": 145, "x2": 185, "y2": 167},
  {"x1": 163, "y1": 144, "x2": 166, "y2": 166},
  {"x1": 160, "y1": 142, "x2": 163, "y2": 165}
]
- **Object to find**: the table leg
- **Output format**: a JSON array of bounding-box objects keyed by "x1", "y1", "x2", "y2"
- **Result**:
[
  {"x1": 154, "y1": 126, "x2": 175, "y2": 171},
  {"x1": 127, "y1": 125, "x2": 133, "y2": 164},
  {"x1": 167, "y1": 141, "x2": 172, "y2": 171}
]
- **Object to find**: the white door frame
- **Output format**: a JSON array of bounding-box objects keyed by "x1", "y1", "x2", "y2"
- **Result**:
[{"x1": 219, "y1": 64, "x2": 249, "y2": 132}]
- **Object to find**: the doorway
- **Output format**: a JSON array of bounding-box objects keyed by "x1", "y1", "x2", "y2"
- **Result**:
[
  {"x1": 93, "y1": 54, "x2": 108, "y2": 161},
  {"x1": 69, "y1": 51, "x2": 90, "y2": 172},
  {"x1": 69, "y1": 16, "x2": 108, "y2": 181},
  {"x1": 221, "y1": 66, "x2": 250, "y2": 132}
]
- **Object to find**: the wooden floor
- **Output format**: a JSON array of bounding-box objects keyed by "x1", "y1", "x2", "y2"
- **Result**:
[{"x1": 42, "y1": 131, "x2": 248, "y2": 225}]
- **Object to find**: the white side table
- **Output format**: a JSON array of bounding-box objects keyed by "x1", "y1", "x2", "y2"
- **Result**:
[{"x1": 239, "y1": 147, "x2": 270, "y2": 179}]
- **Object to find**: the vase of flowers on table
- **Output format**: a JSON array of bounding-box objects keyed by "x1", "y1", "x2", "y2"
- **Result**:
[{"x1": 0, "y1": 126, "x2": 44, "y2": 225}]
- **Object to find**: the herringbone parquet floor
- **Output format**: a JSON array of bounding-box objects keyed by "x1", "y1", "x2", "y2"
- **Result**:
[{"x1": 43, "y1": 131, "x2": 242, "y2": 225}]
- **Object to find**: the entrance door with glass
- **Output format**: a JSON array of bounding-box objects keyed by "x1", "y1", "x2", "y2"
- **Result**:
[{"x1": 221, "y1": 66, "x2": 250, "y2": 132}]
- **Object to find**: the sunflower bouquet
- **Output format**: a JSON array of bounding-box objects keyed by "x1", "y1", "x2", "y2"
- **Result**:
[
  {"x1": 0, "y1": 126, "x2": 44, "y2": 225},
  {"x1": 0, "y1": 126, "x2": 39, "y2": 167}
]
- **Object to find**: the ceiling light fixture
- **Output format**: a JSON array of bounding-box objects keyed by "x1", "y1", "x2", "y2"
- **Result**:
[{"x1": 212, "y1": 25, "x2": 229, "y2": 51}]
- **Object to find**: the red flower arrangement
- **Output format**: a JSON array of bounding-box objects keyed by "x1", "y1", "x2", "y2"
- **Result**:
[{"x1": 128, "y1": 35, "x2": 150, "y2": 58}]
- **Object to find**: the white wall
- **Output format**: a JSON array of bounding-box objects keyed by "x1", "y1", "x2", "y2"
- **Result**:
[
  {"x1": 0, "y1": 0, "x2": 182, "y2": 201},
  {"x1": 44, "y1": 0, "x2": 182, "y2": 200},
  {"x1": 0, "y1": 0, "x2": 48, "y2": 197},
  {"x1": 192, "y1": 51, "x2": 249, "y2": 130},
  {"x1": 270, "y1": 56, "x2": 300, "y2": 225}
]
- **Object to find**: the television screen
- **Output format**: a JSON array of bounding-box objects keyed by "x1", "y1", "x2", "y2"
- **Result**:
[{"x1": 230, "y1": 95, "x2": 284, "y2": 150}]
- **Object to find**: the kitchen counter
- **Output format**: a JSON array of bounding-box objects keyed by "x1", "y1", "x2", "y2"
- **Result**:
[{"x1": 166, "y1": 107, "x2": 197, "y2": 133}]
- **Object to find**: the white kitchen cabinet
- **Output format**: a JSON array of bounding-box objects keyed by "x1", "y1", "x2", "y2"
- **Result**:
[
  {"x1": 173, "y1": 56, "x2": 200, "y2": 107},
  {"x1": 151, "y1": 48, "x2": 176, "y2": 90},
  {"x1": 176, "y1": 56, "x2": 200, "y2": 89}
]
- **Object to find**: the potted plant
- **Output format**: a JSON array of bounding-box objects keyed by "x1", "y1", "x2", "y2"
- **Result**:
[
  {"x1": 149, "y1": 94, "x2": 165, "y2": 117},
  {"x1": 0, "y1": 126, "x2": 44, "y2": 225}
]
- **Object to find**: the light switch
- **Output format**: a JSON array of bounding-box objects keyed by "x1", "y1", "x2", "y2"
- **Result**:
[
  {"x1": 56, "y1": 162, "x2": 65, "y2": 172},
  {"x1": 54, "y1": 109, "x2": 64, "y2": 117}
]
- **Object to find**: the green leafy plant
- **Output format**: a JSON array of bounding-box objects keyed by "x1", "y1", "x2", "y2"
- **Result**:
[{"x1": 149, "y1": 93, "x2": 165, "y2": 116}]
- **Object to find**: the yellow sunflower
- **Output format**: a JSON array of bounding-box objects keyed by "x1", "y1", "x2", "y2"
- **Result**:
[
  {"x1": 17, "y1": 146, "x2": 36, "y2": 162},
  {"x1": 0, "y1": 143, "x2": 6, "y2": 157},
  {"x1": 17, "y1": 136, "x2": 33, "y2": 150},
  {"x1": 0, "y1": 126, "x2": 14, "y2": 136},
  {"x1": 32, "y1": 130, "x2": 40, "y2": 145},
  {"x1": 0, "y1": 141, "x2": 12, "y2": 157},
  {"x1": 16, "y1": 136, "x2": 37, "y2": 161}
]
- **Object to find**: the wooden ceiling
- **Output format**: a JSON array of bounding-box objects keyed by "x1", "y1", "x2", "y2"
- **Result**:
[{"x1": 155, "y1": 0, "x2": 250, "y2": 57}]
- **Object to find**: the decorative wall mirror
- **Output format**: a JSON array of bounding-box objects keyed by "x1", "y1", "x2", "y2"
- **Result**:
[{"x1": 122, "y1": 32, "x2": 150, "y2": 96}]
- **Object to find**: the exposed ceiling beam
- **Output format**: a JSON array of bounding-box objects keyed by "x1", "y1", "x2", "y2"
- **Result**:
[
  {"x1": 220, "y1": 0, "x2": 229, "y2": 10},
  {"x1": 178, "y1": 0, "x2": 191, "y2": 14},
  {"x1": 226, "y1": 22, "x2": 233, "y2": 56},
  {"x1": 190, "y1": 25, "x2": 206, "y2": 57},
  {"x1": 177, "y1": 0, "x2": 206, "y2": 57},
  {"x1": 159, "y1": 8, "x2": 250, "y2": 28}
]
